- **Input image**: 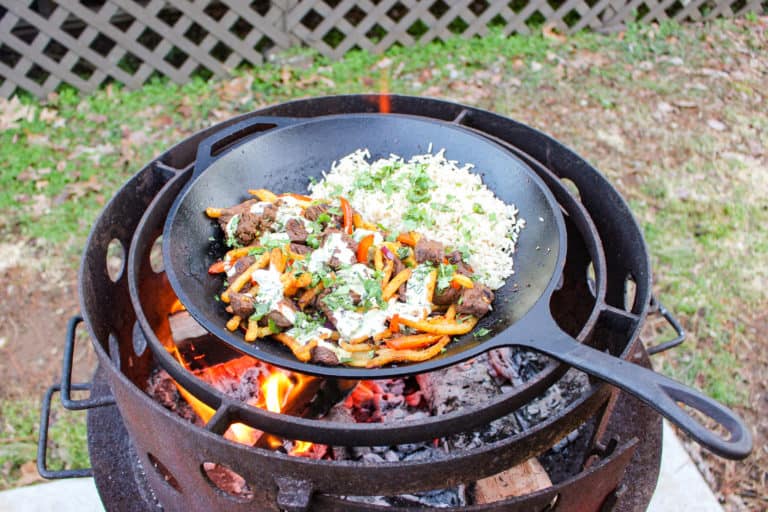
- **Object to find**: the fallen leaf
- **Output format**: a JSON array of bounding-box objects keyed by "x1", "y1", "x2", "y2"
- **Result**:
[
  {"x1": 542, "y1": 23, "x2": 567, "y2": 43},
  {"x1": 707, "y1": 119, "x2": 727, "y2": 131},
  {"x1": 16, "y1": 460, "x2": 45, "y2": 486},
  {"x1": 673, "y1": 99, "x2": 698, "y2": 108}
]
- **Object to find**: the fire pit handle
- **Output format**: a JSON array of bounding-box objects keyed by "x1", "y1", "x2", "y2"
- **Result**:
[
  {"x1": 646, "y1": 297, "x2": 686, "y2": 355},
  {"x1": 193, "y1": 116, "x2": 305, "y2": 179},
  {"x1": 37, "y1": 384, "x2": 94, "y2": 479},
  {"x1": 61, "y1": 315, "x2": 116, "y2": 410}
]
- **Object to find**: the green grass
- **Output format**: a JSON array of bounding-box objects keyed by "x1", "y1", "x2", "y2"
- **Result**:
[{"x1": 0, "y1": 399, "x2": 88, "y2": 490}]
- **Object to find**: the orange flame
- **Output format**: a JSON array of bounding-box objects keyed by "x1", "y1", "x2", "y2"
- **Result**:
[
  {"x1": 379, "y1": 73, "x2": 390, "y2": 114},
  {"x1": 165, "y1": 303, "x2": 316, "y2": 453}
]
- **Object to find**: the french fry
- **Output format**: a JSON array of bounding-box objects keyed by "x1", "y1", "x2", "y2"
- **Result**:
[
  {"x1": 226, "y1": 245, "x2": 260, "y2": 260},
  {"x1": 425, "y1": 269, "x2": 437, "y2": 303},
  {"x1": 226, "y1": 315, "x2": 242, "y2": 331},
  {"x1": 205, "y1": 207, "x2": 223, "y2": 218},
  {"x1": 339, "y1": 341, "x2": 375, "y2": 352},
  {"x1": 381, "y1": 259, "x2": 394, "y2": 287},
  {"x1": 269, "y1": 247, "x2": 286, "y2": 273},
  {"x1": 384, "y1": 333, "x2": 442, "y2": 350},
  {"x1": 374, "y1": 247, "x2": 383, "y2": 271},
  {"x1": 273, "y1": 333, "x2": 316, "y2": 362},
  {"x1": 382, "y1": 268, "x2": 411, "y2": 301},
  {"x1": 445, "y1": 304, "x2": 457, "y2": 322},
  {"x1": 220, "y1": 252, "x2": 269, "y2": 303},
  {"x1": 283, "y1": 272, "x2": 312, "y2": 296},
  {"x1": 349, "y1": 334, "x2": 372, "y2": 345},
  {"x1": 248, "y1": 188, "x2": 278, "y2": 203},
  {"x1": 297, "y1": 284, "x2": 322, "y2": 310},
  {"x1": 372, "y1": 329, "x2": 392, "y2": 341},
  {"x1": 279, "y1": 193, "x2": 313, "y2": 207},
  {"x1": 396, "y1": 315, "x2": 478, "y2": 335},
  {"x1": 244, "y1": 320, "x2": 272, "y2": 342},
  {"x1": 352, "y1": 213, "x2": 363, "y2": 229},
  {"x1": 451, "y1": 274, "x2": 474, "y2": 289},
  {"x1": 366, "y1": 336, "x2": 451, "y2": 367}
]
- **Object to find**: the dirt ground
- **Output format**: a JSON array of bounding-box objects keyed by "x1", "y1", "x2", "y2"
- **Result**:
[{"x1": 0, "y1": 253, "x2": 96, "y2": 402}]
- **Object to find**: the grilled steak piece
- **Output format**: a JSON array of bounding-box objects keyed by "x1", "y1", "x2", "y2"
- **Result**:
[
  {"x1": 304, "y1": 203, "x2": 329, "y2": 222},
  {"x1": 289, "y1": 243, "x2": 311, "y2": 255},
  {"x1": 446, "y1": 250, "x2": 473, "y2": 276},
  {"x1": 286, "y1": 218, "x2": 308, "y2": 243},
  {"x1": 415, "y1": 237, "x2": 444, "y2": 264},
  {"x1": 217, "y1": 199, "x2": 260, "y2": 231},
  {"x1": 266, "y1": 300, "x2": 298, "y2": 328},
  {"x1": 314, "y1": 289, "x2": 337, "y2": 326},
  {"x1": 311, "y1": 346, "x2": 339, "y2": 366},
  {"x1": 230, "y1": 256, "x2": 255, "y2": 281},
  {"x1": 392, "y1": 257, "x2": 407, "y2": 300},
  {"x1": 229, "y1": 292, "x2": 255, "y2": 318},
  {"x1": 230, "y1": 204, "x2": 278, "y2": 246},
  {"x1": 456, "y1": 284, "x2": 495, "y2": 317},
  {"x1": 433, "y1": 285, "x2": 460, "y2": 306}
]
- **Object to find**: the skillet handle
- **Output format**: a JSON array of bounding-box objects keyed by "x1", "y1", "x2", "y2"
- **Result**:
[
  {"x1": 522, "y1": 331, "x2": 752, "y2": 460},
  {"x1": 194, "y1": 116, "x2": 305, "y2": 178}
]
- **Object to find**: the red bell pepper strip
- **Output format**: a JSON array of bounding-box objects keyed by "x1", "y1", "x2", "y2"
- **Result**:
[
  {"x1": 340, "y1": 197, "x2": 353, "y2": 234},
  {"x1": 357, "y1": 234, "x2": 374, "y2": 263},
  {"x1": 208, "y1": 260, "x2": 227, "y2": 274}
]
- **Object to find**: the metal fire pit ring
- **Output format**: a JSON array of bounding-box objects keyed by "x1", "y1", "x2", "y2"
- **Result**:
[
  {"x1": 127, "y1": 120, "x2": 610, "y2": 446},
  {"x1": 68, "y1": 95, "x2": 662, "y2": 510}
]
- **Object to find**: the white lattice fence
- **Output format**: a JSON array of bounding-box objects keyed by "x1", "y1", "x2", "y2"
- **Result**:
[{"x1": 0, "y1": 0, "x2": 762, "y2": 98}]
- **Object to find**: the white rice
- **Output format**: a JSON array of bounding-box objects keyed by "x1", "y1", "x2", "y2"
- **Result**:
[{"x1": 308, "y1": 149, "x2": 525, "y2": 290}]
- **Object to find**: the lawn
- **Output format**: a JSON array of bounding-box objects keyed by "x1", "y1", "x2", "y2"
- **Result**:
[{"x1": 1, "y1": 15, "x2": 765, "y2": 510}]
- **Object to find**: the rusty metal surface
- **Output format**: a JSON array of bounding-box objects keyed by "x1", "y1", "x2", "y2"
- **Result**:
[{"x1": 73, "y1": 95, "x2": 661, "y2": 511}]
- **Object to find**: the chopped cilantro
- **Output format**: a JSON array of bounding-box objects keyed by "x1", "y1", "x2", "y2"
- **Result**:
[
  {"x1": 489, "y1": 212, "x2": 497, "y2": 222},
  {"x1": 396, "y1": 246, "x2": 410, "y2": 260},
  {"x1": 249, "y1": 302, "x2": 271, "y2": 323},
  {"x1": 317, "y1": 212, "x2": 331, "y2": 224},
  {"x1": 248, "y1": 246, "x2": 267, "y2": 256},
  {"x1": 473, "y1": 327, "x2": 491, "y2": 338},
  {"x1": 436, "y1": 263, "x2": 456, "y2": 292},
  {"x1": 268, "y1": 318, "x2": 279, "y2": 334},
  {"x1": 457, "y1": 245, "x2": 472, "y2": 262},
  {"x1": 225, "y1": 215, "x2": 241, "y2": 247},
  {"x1": 306, "y1": 233, "x2": 320, "y2": 249},
  {"x1": 472, "y1": 203, "x2": 485, "y2": 214},
  {"x1": 403, "y1": 205, "x2": 431, "y2": 231}
]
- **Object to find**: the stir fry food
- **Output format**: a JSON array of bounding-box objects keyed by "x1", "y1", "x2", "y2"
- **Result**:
[{"x1": 205, "y1": 189, "x2": 498, "y2": 368}]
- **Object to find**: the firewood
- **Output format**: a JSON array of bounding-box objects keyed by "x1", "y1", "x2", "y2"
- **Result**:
[
  {"x1": 169, "y1": 311, "x2": 208, "y2": 342},
  {"x1": 474, "y1": 458, "x2": 552, "y2": 504}
]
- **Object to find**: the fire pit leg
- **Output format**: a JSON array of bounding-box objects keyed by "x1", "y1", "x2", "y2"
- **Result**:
[{"x1": 275, "y1": 476, "x2": 314, "y2": 512}]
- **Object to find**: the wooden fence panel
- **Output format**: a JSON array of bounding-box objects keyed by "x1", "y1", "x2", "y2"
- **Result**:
[{"x1": 0, "y1": 0, "x2": 761, "y2": 98}]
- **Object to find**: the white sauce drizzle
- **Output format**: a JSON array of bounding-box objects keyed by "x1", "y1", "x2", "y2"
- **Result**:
[{"x1": 307, "y1": 232, "x2": 355, "y2": 273}]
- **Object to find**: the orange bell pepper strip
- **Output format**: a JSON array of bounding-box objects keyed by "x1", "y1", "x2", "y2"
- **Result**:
[
  {"x1": 389, "y1": 314, "x2": 401, "y2": 333},
  {"x1": 397, "y1": 232, "x2": 416, "y2": 246},
  {"x1": 208, "y1": 260, "x2": 227, "y2": 274},
  {"x1": 357, "y1": 234, "x2": 374, "y2": 263},
  {"x1": 339, "y1": 197, "x2": 353, "y2": 234}
]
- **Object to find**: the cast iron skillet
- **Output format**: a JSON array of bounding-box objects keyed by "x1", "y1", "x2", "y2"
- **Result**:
[{"x1": 163, "y1": 114, "x2": 751, "y2": 459}]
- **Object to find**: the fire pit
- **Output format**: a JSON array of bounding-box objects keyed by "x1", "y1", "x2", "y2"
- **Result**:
[{"x1": 38, "y1": 95, "x2": 701, "y2": 511}]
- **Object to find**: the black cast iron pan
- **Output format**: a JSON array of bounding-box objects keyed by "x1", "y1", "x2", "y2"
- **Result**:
[{"x1": 163, "y1": 113, "x2": 751, "y2": 459}]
